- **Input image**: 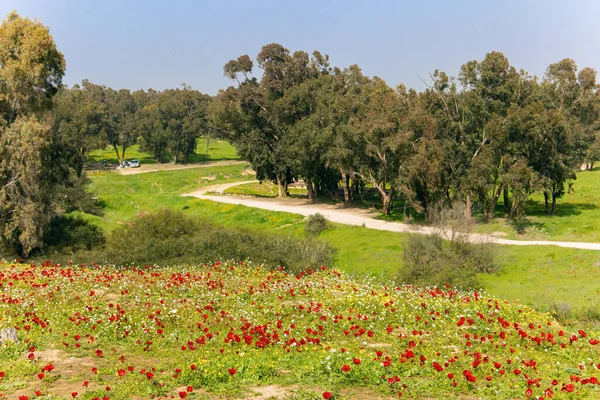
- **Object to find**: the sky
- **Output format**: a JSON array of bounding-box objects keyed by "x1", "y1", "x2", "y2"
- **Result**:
[{"x1": 1, "y1": 0, "x2": 599, "y2": 94}]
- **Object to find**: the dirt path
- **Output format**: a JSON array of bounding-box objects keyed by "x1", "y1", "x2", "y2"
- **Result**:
[
  {"x1": 117, "y1": 160, "x2": 247, "y2": 175},
  {"x1": 186, "y1": 180, "x2": 259, "y2": 196},
  {"x1": 184, "y1": 183, "x2": 600, "y2": 250}
]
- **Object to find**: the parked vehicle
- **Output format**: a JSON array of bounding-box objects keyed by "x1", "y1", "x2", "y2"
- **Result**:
[{"x1": 129, "y1": 159, "x2": 140, "y2": 168}]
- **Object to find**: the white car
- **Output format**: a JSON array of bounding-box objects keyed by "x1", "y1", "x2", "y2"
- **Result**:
[{"x1": 129, "y1": 159, "x2": 140, "y2": 168}]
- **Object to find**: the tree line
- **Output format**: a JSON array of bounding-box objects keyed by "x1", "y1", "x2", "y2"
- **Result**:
[
  {"x1": 215, "y1": 44, "x2": 600, "y2": 218},
  {"x1": 0, "y1": 12, "x2": 215, "y2": 256},
  {"x1": 2, "y1": 11, "x2": 600, "y2": 256}
]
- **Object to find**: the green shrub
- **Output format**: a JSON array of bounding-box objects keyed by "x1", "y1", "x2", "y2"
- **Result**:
[
  {"x1": 40, "y1": 215, "x2": 105, "y2": 254},
  {"x1": 71, "y1": 209, "x2": 334, "y2": 273},
  {"x1": 305, "y1": 213, "x2": 330, "y2": 237},
  {"x1": 397, "y1": 233, "x2": 499, "y2": 290}
]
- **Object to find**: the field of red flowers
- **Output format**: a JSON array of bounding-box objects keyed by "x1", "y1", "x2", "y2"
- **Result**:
[{"x1": 0, "y1": 260, "x2": 599, "y2": 399}]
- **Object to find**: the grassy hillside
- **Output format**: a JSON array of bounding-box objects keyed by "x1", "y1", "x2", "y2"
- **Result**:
[
  {"x1": 2, "y1": 261, "x2": 600, "y2": 399},
  {"x1": 87, "y1": 139, "x2": 239, "y2": 165},
  {"x1": 80, "y1": 166, "x2": 600, "y2": 318}
]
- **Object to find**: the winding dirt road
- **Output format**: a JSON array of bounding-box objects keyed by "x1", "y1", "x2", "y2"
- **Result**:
[
  {"x1": 184, "y1": 182, "x2": 600, "y2": 250},
  {"x1": 117, "y1": 160, "x2": 248, "y2": 175}
]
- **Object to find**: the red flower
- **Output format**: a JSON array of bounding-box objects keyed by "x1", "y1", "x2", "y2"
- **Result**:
[
  {"x1": 564, "y1": 384, "x2": 574, "y2": 392},
  {"x1": 341, "y1": 365, "x2": 351, "y2": 372},
  {"x1": 525, "y1": 388, "x2": 532, "y2": 398},
  {"x1": 178, "y1": 392, "x2": 187, "y2": 399},
  {"x1": 228, "y1": 368, "x2": 237, "y2": 375},
  {"x1": 323, "y1": 392, "x2": 332, "y2": 399},
  {"x1": 37, "y1": 373, "x2": 44, "y2": 380},
  {"x1": 190, "y1": 364, "x2": 197, "y2": 371},
  {"x1": 117, "y1": 369, "x2": 126, "y2": 377},
  {"x1": 71, "y1": 393, "x2": 78, "y2": 398},
  {"x1": 353, "y1": 358, "x2": 361, "y2": 365},
  {"x1": 95, "y1": 349, "x2": 103, "y2": 357}
]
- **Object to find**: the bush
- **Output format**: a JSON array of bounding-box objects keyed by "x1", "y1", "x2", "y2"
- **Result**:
[
  {"x1": 71, "y1": 209, "x2": 334, "y2": 273},
  {"x1": 39, "y1": 215, "x2": 105, "y2": 254},
  {"x1": 305, "y1": 213, "x2": 330, "y2": 237},
  {"x1": 398, "y1": 233, "x2": 499, "y2": 289}
]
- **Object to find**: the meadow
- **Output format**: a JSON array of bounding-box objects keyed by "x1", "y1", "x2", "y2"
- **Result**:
[
  {"x1": 74, "y1": 163, "x2": 600, "y2": 320},
  {"x1": 2, "y1": 261, "x2": 600, "y2": 399}
]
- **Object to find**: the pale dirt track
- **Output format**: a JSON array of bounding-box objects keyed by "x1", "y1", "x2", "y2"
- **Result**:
[
  {"x1": 184, "y1": 181, "x2": 600, "y2": 251},
  {"x1": 117, "y1": 160, "x2": 248, "y2": 175}
]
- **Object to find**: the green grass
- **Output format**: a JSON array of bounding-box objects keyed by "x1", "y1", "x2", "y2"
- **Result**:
[
  {"x1": 224, "y1": 181, "x2": 307, "y2": 198},
  {"x1": 471, "y1": 167, "x2": 600, "y2": 241},
  {"x1": 82, "y1": 165, "x2": 600, "y2": 319},
  {"x1": 86, "y1": 138, "x2": 240, "y2": 165},
  {"x1": 481, "y1": 245, "x2": 600, "y2": 315}
]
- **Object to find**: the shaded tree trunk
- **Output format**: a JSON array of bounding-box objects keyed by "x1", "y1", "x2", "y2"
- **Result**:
[
  {"x1": 276, "y1": 175, "x2": 287, "y2": 198},
  {"x1": 544, "y1": 192, "x2": 550, "y2": 215},
  {"x1": 112, "y1": 144, "x2": 121, "y2": 166},
  {"x1": 341, "y1": 171, "x2": 350, "y2": 203},
  {"x1": 376, "y1": 183, "x2": 394, "y2": 215},
  {"x1": 503, "y1": 185, "x2": 510, "y2": 216},
  {"x1": 120, "y1": 146, "x2": 128, "y2": 165},
  {"x1": 306, "y1": 179, "x2": 315, "y2": 201},
  {"x1": 487, "y1": 184, "x2": 504, "y2": 220},
  {"x1": 551, "y1": 192, "x2": 557, "y2": 215},
  {"x1": 465, "y1": 194, "x2": 472, "y2": 219}
]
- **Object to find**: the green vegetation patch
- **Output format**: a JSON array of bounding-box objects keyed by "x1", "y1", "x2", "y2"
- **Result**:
[{"x1": 1, "y1": 261, "x2": 600, "y2": 399}]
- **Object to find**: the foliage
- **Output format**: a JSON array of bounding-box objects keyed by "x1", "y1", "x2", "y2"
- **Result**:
[
  {"x1": 305, "y1": 213, "x2": 330, "y2": 237},
  {"x1": 398, "y1": 234, "x2": 499, "y2": 289},
  {"x1": 398, "y1": 202, "x2": 500, "y2": 289},
  {"x1": 40, "y1": 215, "x2": 105, "y2": 255},
  {"x1": 73, "y1": 209, "x2": 334, "y2": 274},
  {"x1": 0, "y1": 11, "x2": 65, "y2": 124}
]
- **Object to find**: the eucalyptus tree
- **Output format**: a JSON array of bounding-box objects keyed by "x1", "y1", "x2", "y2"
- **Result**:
[
  {"x1": 50, "y1": 81, "x2": 106, "y2": 174},
  {"x1": 351, "y1": 77, "x2": 412, "y2": 215},
  {"x1": 0, "y1": 11, "x2": 67, "y2": 255},
  {"x1": 222, "y1": 44, "x2": 330, "y2": 197},
  {"x1": 536, "y1": 59, "x2": 596, "y2": 214}
]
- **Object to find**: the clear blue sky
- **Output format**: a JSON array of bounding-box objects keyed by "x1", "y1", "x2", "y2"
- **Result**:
[{"x1": 2, "y1": 0, "x2": 599, "y2": 94}]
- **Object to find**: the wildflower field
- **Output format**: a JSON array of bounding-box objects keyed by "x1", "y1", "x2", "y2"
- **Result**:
[{"x1": 1, "y1": 261, "x2": 600, "y2": 399}]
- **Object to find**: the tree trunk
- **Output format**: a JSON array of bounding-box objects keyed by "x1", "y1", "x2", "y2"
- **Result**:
[
  {"x1": 551, "y1": 192, "x2": 557, "y2": 215},
  {"x1": 591, "y1": 161, "x2": 595, "y2": 170},
  {"x1": 544, "y1": 192, "x2": 550, "y2": 215},
  {"x1": 306, "y1": 179, "x2": 315, "y2": 201},
  {"x1": 487, "y1": 184, "x2": 504, "y2": 220},
  {"x1": 465, "y1": 194, "x2": 472, "y2": 219},
  {"x1": 112, "y1": 145, "x2": 121, "y2": 166},
  {"x1": 503, "y1": 185, "x2": 510, "y2": 216},
  {"x1": 205, "y1": 135, "x2": 210, "y2": 157},
  {"x1": 341, "y1": 171, "x2": 350, "y2": 203},
  {"x1": 377, "y1": 184, "x2": 394, "y2": 215},
  {"x1": 276, "y1": 175, "x2": 287, "y2": 198},
  {"x1": 120, "y1": 146, "x2": 127, "y2": 166}
]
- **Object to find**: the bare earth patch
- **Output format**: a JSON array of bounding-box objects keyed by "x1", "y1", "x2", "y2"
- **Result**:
[{"x1": 248, "y1": 385, "x2": 299, "y2": 399}]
